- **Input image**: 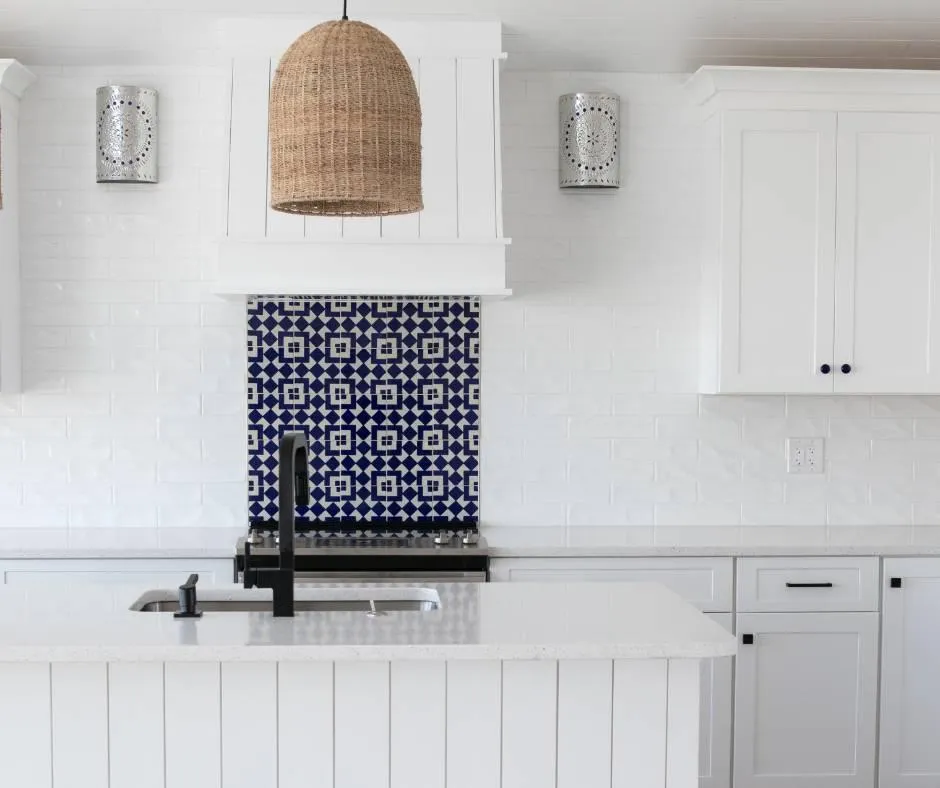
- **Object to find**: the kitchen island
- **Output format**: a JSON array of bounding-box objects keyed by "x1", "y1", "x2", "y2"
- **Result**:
[{"x1": 0, "y1": 581, "x2": 734, "y2": 788}]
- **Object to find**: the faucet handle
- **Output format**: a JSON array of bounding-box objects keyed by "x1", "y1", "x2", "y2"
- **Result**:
[{"x1": 174, "y1": 574, "x2": 202, "y2": 619}]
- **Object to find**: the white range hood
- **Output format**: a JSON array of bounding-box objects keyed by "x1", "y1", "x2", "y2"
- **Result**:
[{"x1": 214, "y1": 17, "x2": 511, "y2": 299}]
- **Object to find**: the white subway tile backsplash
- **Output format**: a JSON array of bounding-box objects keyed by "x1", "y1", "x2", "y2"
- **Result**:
[{"x1": 0, "y1": 66, "x2": 929, "y2": 538}]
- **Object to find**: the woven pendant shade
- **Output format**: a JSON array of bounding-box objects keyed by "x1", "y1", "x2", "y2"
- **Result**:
[{"x1": 269, "y1": 19, "x2": 422, "y2": 217}]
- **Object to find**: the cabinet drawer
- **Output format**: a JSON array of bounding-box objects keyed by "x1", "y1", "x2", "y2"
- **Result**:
[
  {"x1": 737, "y1": 557, "x2": 880, "y2": 612},
  {"x1": 489, "y1": 557, "x2": 734, "y2": 612}
]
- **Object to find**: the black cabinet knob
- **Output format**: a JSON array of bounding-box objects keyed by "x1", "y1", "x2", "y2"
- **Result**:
[
  {"x1": 820, "y1": 364, "x2": 831, "y2": 374},
  {"x1": 841, "y1": 363, "x2": 852, "y2": 374}
]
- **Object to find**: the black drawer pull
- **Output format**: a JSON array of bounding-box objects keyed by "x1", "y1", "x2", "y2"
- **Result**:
[{"x1": 785, "y1": 582, "x2": 834, "y2": 588}]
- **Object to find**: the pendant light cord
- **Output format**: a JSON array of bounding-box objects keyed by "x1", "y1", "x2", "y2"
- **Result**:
[{"x1": 342, "y1": 0, "x2": 348, "y2": 20}]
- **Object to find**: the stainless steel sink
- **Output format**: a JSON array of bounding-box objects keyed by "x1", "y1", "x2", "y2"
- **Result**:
[{"x1": 130, "y1": 587, "x2": 440, "y2": 614}]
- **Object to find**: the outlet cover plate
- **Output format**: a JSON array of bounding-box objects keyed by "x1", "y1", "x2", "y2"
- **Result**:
[{"x1": 787, "y1": 437, "x2": 825, "y2": 475}]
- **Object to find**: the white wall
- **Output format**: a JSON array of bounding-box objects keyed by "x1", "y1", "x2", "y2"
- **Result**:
[
  {"x1": 481, "y1": 71, "x2": 940, "y2": 545},
  {"x1": 3, "y1": 63, "x2": 940, "y2": 544},
  {"x1": 0, "y1": 65, "x2": 247, "y2": 531}
]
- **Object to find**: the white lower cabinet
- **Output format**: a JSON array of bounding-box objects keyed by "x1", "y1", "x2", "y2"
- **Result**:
[
  {"x1": 733, "y1": 612, "x2": 879, "y2": 788},
  {"x1": 0, "y1": 558, "x2": 234, "y2": 588},
  {"x1": 489, "y1": 557, "x2": 734, "y2": 788},
  {"x1": 880, "y1": 558, "x2": 940, "y2": 788}
]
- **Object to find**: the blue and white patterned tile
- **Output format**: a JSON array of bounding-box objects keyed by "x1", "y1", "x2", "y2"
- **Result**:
[{"x1": 247, "y1": 296, "x2": 481, "y2": 525}]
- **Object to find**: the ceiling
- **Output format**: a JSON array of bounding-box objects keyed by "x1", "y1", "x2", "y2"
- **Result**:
[{"x1": 4, "y1": 0, "x2": 940, "y2": 72}]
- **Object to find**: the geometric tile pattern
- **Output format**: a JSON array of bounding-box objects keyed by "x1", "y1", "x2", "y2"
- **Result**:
[{"x1": 247, "y1": 296, "x2": 481, "y2": 526}]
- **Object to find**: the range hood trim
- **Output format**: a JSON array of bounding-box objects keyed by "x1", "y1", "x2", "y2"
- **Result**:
[{"x1": 213, "y1": 238, "x2": 512, "y2": 299}]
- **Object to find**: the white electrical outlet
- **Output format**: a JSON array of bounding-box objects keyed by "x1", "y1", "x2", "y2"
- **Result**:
[{"x1": 787, "y1": 438, "x2": 825, "y2": 475}]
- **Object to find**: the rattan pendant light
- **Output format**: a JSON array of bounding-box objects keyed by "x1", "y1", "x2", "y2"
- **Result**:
[{"x1": 269, "y1": 1, "x2": 422, "y2": 217}]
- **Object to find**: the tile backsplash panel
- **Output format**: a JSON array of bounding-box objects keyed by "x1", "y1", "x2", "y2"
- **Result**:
[{"x1": 247, "y1": 297, "x2": 480, "y2": 525}]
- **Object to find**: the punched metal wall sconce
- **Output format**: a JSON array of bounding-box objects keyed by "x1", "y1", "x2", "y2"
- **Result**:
[
  {"x1": 559, "y1": 92, "x2": 620, "y2": 189},
  {"x1": 96, "y1": 85, "x2": 158, "y2": 184}
]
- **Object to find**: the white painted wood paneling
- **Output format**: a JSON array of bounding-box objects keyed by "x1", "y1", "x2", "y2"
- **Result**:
[
  {"x1": 446, "y1": 660, "x2": 502, "y2": 788},
  {"x1": 51, "y1": 662, "x2": 109, "y2": 788},
  {"x1": 716, "y1": 109, "x2": 838, "y2": 394},
  {"x1": 834, "y1": 112, "x2": 940, "y2": 394},
  {"x1": 382, "y1": 57, "x2": 422, "y2": 240},
  {"x1": 335, "y1": 661, "x2": 390, "y2": 788},
  {"x1": 391, "y1": 661, "x2": 446, "y2": 788},
  {"x1": 457, "y1": 58, "x2": 497, "y2": 238},
  {"x1": 222, "y1": 663, "x2": 277, "y2": 788},
  {"x1": 557, "y1": 659, "x2": 613, "y2": 788},
  {"x1": 0, "y1": 662, "x2": 51, "y2": 788},
  {"x1": 109, "y1": 662, "x2": 164, "y2": 788},
  {"x1": 278, "y1": 662, "x2": 334, "y2": 788},
  {"x1": 501, "y1": 660, "x2": 558, "y2": 788},
  {"x1": 418, "y1": 58, "x2": 459, "y2": 238},
  {"x1": 702, "y1": 614, "x2": 734, "y2": 788},
  {"x1": 667, "y1": 659, "x2": 702, "y2": 788},
  {"x1": 734, "y1": 612, "x2": 878, "y2": 788},
  {"x1": 880, "y1": 559, "x2": 940, "y2": 788},
  {"x1": 165, "y1": 662, "x2": 222, "y2": 788},
  {"x1": 229, "y1": 57, "x2": 271, "y2": 240},
  {"x1": 613, "y1": 660, "x2": 668, "y2": 788}
]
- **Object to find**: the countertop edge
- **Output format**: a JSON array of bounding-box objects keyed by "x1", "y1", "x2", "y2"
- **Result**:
[{"x1": 0, "y1": 642, "x2": 736, "y2": 663}]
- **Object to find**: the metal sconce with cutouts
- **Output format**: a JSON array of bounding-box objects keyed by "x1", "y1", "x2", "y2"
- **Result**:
[
  {"x1": 95, "y1": 85, "x2": 158, "y2": 184},
  {"x1": 559, "y1": 92, "x2": 620, "y2": 189}
]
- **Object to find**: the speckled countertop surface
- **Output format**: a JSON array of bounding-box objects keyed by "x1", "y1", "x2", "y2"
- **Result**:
[
  {"x1": 1, "y1": 526, "x2": 940, "y2": 559},
  {"x1": 0, "y1": 581, "x2": 736, "y2": 663}
]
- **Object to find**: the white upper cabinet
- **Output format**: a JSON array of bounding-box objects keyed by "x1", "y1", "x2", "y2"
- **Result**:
[
  {"x1": 215, "y1": 18, "x2": 510, "y2": 298},
  {"x1": 834, "y1": 113, "x2": 940, "y2": 393},
  {"x1": 690, "y1": 67, "x2": 940, "y2": 394},
  {"x1": 0, "y1": 60, "x2": 35, "y2": 395}
]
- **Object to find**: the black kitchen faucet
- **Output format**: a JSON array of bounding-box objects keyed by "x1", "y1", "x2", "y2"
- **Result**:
[{"x1": 243, "y1": 432, "x2": 309, "y2": 616}]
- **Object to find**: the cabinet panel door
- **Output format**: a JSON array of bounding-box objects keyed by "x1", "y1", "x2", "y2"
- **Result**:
[
  {"x1": 701, "y1": 613, "x2": 733, "y2": 788},
  {"x1": 880, "y1": 558, "x2": 940, "y2": 788},
  {"x1": 734, "y1": 612, "x2": 878, "y2": 788},
  {"x1": 834, "y1": 113, "x2": 940, "y2": 393},
  {"x1": 718, "y1": 110, "x2": 837, "y2": 393}
]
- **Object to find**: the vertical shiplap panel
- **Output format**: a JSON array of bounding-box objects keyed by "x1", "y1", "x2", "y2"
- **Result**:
[
  {"x1": 382, "y1": 58, "x2": 422, "y2": 240},
  {"x1": 222, "y1": 663, "x2": 277, "y2": 788},
  {"x1": 612, "y1": 660, "x2": 667, "y2": 788},
  {"x1": 501, "y1": 660, "x2": 558, "y2": 788},
  {"x1": 491, "y1": 59, "x2": 504, "y2": 239},
  {"x1": 335, "y1": 661, "x2": 390, "y2": 788},
  {"x1": 447, "y1": 661, "x2": 501, "y2": 788},
  {"x1": 228, "y1": 57, "x2": 271, "y2": 239},
  {"x1": 266, "y1": 58, "x2": 306, "y2": 241},
  {"x1": 0, "y1": 663, "x2": 52, "y2": 788},
  {"x1": 666, "y1": 660, "x2": 701, "y2": 788},
  {"x1": 165, "y1": 662, "x2": 222, "y2": 788},
  {"x1": 391, "y1": 661, "x2": 445, "y2": 788},
  {"x1": 51, "y1": 662, "x2": 109, "y2": 788},
  {"x1": 457, "y1": 58, "x2": 497, "y2": 238},
  {"x1": 279, "y1": 662, "x2": 334, "y2": 788},
  {"x1": 419, "y1": 58, "x2": 459, "y2": 238},
  {"x1": 109, "y1": 662, "x2": 164, "y2": 788},
  {"x1": 557, "y1": 660, "x2": 613, "y2": 788}
]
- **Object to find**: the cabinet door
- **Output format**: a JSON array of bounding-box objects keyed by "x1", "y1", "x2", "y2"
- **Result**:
[
  {"x1": 717, "y1": 110, "x2": 837, "y2": 393},
  {"x1": 834, "y1": 113, "x2": 940, "y2": 393},
  {"x1": 702, "y1": 613, "x2": 733, "y2": 788},
  {"x1": 734, "y1": 612, "x2": 878, "y2": 788},
  {"x1": 880, "y1": 558, "x2": 940, "y2": 788}
]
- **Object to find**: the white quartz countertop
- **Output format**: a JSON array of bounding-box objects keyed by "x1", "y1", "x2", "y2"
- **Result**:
[{"x1": 0, "y1": 581, "x2": 735, "y2": 663}]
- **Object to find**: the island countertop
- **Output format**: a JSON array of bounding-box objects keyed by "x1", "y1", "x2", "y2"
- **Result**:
[{"x1": 0, "y1": 581, "x2": 735, "y2": 663}]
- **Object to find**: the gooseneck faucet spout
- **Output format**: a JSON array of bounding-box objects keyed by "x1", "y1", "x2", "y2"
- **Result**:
[{"x1": 243, "y1": 432, "x2": 309, "y2": 617}]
